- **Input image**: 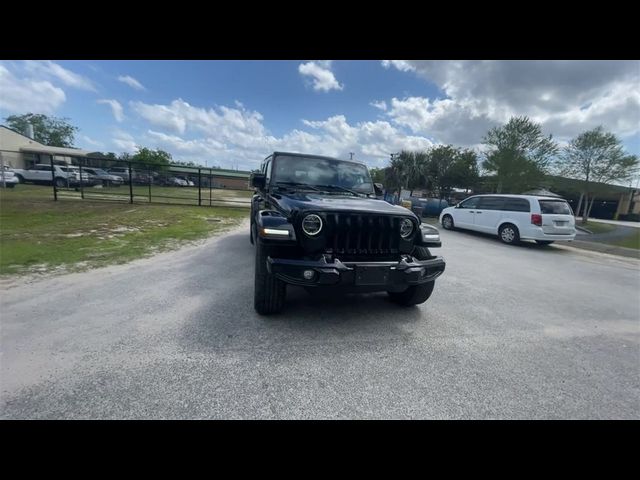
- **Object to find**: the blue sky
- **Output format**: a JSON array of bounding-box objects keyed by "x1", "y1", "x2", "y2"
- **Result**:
[{"x1": 1, "y1": 60, "x2": 638, "y2": 172}]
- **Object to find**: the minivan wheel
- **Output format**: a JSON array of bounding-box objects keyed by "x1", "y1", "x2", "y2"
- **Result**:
[
  {"x1": 499, "y1": 224, "x2": 520, "y2": 245},
  {"x1": 536, "y1": 240, "x2": 554, "y2": 245},
  {"x1": 54, "y1": 177, "x2": 66, "y2": 188},
  {"x1": 442, "y1": 214, "x2": 454, "y2": 230}
]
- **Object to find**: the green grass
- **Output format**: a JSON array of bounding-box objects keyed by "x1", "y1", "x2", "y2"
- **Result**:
[
  {"x1": 610, "y1": 230, "x2": 640, "y2": 250},
  {"x1": 0, "y1": 185, "x2": 248, "y2": 276},
  {"x1": 579, "y1": 221, "x2": 617, "y2": 234}
]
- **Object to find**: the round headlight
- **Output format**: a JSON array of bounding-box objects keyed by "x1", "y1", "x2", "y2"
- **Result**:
[
  {"x1": 400, "y1": 218, "x2": 414, "y2": 238},
  {"x1": 302, "y1": 214, "x2": 323, "y2": 236}
]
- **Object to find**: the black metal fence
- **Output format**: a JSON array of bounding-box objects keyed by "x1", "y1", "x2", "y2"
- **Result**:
[{"x1": 1, "y1": 150, "x2": 251, "y2": 208}]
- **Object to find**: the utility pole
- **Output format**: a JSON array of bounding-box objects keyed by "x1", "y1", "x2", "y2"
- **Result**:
[{"x1": 349, "y1": 152, "x2": 354, "y2": 160}]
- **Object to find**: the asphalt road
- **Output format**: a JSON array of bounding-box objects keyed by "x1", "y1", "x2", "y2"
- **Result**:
[{"x1": 1, "y1": 221, "x2": 639, "y2": 419}]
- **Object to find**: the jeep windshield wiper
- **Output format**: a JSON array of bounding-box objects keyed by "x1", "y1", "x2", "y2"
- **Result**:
[
  {"x1": 273, "y1": 181, "x2": 321, "y2": 191},
  {"x1": 313, "y1": 184, "x2": 366, "y2": 197}
]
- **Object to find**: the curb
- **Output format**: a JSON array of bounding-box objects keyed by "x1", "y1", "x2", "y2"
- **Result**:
[{"x1": 565, "y1": 240, "x2": 640, "y2": 260}]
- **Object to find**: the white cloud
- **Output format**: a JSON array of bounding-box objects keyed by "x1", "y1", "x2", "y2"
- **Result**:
[
  {"x1": 0, "y1": 64, "x2": 66, "y2": 114},
  {"x1": 298, "y1": 61, "x2": 344, "y2": 92},
  {"x1": 80, "y1": 135, "x2": 105, "y2": 149},
  {"x1": 370, "y1": 100, "x2": 387, "y2": 111},
  {"x1": 111, "y1": 129, "x2": 137, "y2": 152},
  {"x1": 97, "y1": 99, "x2": 125, "y2": 122},
  {"x1": 23, "y1": 60, "x2": 96, "y2": 91},
  {"x1": 118, "y1": 75, "x2": 145, "y2": 91},
  {"x1": 380, "y1": 60, "x2": 640, "y2": 146},
  {"x1": 128, "y1": 96, "x2": 435, "y2": 170},
  {"x1": 381, "y1": 60, "x2": 416, "y2": 72}
]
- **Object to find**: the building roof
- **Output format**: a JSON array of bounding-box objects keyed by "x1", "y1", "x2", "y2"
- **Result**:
[
  {"x1": 1, "y1": 125, "x2": 91, "y2": 157},
  {"x1": 20, "y1": 145, "x2": 91, "y2": 157}
]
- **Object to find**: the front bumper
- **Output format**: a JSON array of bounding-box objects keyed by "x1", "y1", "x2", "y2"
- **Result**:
[{"x1": 267, "y1": 255, "x2": 446, "y2": 288}]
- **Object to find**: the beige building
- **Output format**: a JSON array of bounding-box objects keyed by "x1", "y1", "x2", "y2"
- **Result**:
[{"x1": 0, "y1": 125, "x2": 91, "y2": 170}]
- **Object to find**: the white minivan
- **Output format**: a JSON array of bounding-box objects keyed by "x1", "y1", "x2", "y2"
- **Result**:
[{"x1": 439, "y1": 194, "x2": 576, "y2": 245}]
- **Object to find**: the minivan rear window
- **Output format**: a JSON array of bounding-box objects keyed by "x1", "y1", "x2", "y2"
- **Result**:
[{"x1": 539, "y1": 200, "x2": 572, "y2": 215}]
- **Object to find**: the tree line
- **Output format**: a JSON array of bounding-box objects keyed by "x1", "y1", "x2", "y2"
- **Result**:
[
  {"x1": 370, "y1": 116, "x2": 638, "y2": 223},
  {"x1": 6, "y1": 113, "x2": 638, "y2": 223}
]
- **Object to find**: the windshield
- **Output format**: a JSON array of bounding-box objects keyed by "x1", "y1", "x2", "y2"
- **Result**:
[{"x1": 272, "y1": 155, "x2": 374, "y2": 195}]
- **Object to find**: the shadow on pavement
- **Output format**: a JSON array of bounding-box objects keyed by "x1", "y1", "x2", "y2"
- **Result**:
[{"x1": 445, "y1": 228, "x2": 569, "y2": 254}]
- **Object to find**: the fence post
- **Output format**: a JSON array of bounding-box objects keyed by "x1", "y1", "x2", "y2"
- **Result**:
[
  {"x1": 50, "y1": 155, "x2": 57, "y2": 201},
  {"x1": 128, "y1": 161, "x2": 134, "y2": 204},
  {"x1": 78, "y1": 159, "x2": 85, "y2": 199},
  {"x1": 209, "y1": 168, "x2": 212, "y2": 206},
  {"x1": 0, "y1": 151, "x2": 5, "y2": 189},
  {"x1": 198, "y1": 168, "x2": 202, "y2": 206},
  {"x1": 148, "y1": 166, "x2": 152, "y2": 203}
]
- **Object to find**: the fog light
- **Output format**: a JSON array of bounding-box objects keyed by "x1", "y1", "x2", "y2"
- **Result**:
[{"x1": 303, "y1": 270, "x2": 315, "y2": 280}]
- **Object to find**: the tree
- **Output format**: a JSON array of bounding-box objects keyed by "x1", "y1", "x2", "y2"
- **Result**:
[
  {"x1": 130, "y1": 147, "x2": 172, "y2": 171},
  {"x1": 369, "y1": 167, "x2": 386, "y2": 184},
  {"x1": 391, "y1": 150, "x2": 428, "y2": 195},
  {"x1": 449, "y1": 149, "x2": 480, "y2": 192},
  {"x1": 88, "y1": 152, "x2": 118, "y2": 159},
  {"x1": 557, "y1": 127, "x2": 639, "y2": 223},
  {"x1": 5, "y1": 113, "x2": 79, "y2": 148},
  {"x1": 424, "y1": 145, "x2": 479, "y2": 206},
  {"x1": 482, "y1": 116, "x2": 557, "y2": 193}
]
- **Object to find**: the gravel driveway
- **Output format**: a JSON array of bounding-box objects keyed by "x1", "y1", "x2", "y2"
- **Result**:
[{"x1": 1, "y1": 222, "x2": 639, "y2": 419}]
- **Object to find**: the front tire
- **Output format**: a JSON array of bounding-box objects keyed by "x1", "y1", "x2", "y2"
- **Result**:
[
  {"x1": 499, "y1": 223, "x2": 520, "y2": 245},
  {"x1": 388, "y1": 246, "x2": 436, "y2": 306},
  {"x1": 441, "y1": 214, "x2": 454, "y2": 230},
  {"x1": 14, "y1": 174, "x2": 24, "y2": 184},
  {"x1": 254, "y1": 239, "x2": 286, "y2": 315}
]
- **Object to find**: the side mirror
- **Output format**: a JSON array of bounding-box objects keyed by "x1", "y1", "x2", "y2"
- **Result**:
[
  {"x1": 373, "y1": 183, "x2": 384, "y2": 196},
  {"x1": 455, "y1": 203, "x2": 461, "y2": 208},
  {"x1": 250, "y1": 173, "x2": 266, "y2": 189}
]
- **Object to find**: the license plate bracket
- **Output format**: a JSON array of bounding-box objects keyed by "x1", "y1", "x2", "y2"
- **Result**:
[{"x1": 355, "y1": 266, "x2": 390, "y2": 285}]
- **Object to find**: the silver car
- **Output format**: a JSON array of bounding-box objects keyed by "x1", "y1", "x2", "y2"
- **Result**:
[{"x1": 83, "y1": 168, "x2": 124, "y2": 187}]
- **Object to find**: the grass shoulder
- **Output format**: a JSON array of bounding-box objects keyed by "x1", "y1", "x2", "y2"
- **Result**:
[{"x1": 0, "y1": 186, "x2": 247, "y2": 276}]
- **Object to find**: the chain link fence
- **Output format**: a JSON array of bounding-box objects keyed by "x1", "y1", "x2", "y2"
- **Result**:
[{"x1": 0, "y1": 150, "x2": 252, "y2": 208}]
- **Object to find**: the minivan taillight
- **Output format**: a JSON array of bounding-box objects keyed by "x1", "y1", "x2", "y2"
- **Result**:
[{"x1": 531, "y1": 213, "x2": 542, "y2": 226}]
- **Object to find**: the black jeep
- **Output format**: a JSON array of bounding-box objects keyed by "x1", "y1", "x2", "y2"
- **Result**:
[{"x1": 250, "y1": 152, "x2": 446, "y2": 314}]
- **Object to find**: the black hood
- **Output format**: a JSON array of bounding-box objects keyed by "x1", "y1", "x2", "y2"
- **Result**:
[{"x1": 270, "y1": 191, "x2": 418, "y2": 220}]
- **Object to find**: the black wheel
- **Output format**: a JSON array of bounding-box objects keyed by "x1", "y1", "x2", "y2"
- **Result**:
[
  {"x1": 388, "y1": 245, "x2": 436, "y2": 306},
  {"x1": 6, "y1": 183, "x2": 16, "y2": 188},
  {"x1": 250, "y1": 222, "x2": 255, "y2": 245},
  {"x1": 254, "y1": 239, "x2": 286, "y2": 315},
  {"x1": 499, "y1": 223, "x2": 520, "y2": 245},
  {"x1": 441, "y1": 214, "x2": 454, "y2": 230},
  {"x1": 54, "y1": 177, "x2": 66, "y2": 188},
  {"x1": 536, "y1": 240, "x2": 554, "y2": 245},
  {"x1": 14, "y1": 174, "x2": 24, "y2": 184}
]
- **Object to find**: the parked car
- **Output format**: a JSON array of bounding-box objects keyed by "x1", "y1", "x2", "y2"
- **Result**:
[
  {"x1": 176, "y1": 176, "x2": 195, "y2": 187},
  {"x1": 107, "y1": 167, "x2": 131, "y2": 182},
  {"x1": 160, "y1": 176, "x2": 188, "y2": 187},
  {"x1": 439, "y1": 194, "x2": 576, "y2": 245},
  {"x1": 0, "y1": 169, "x2": 19, "y2": 188},
  {"x1": 82, "y1": 168, "x2": 124, "y2": 187},
  {"x1": 11, "y1": 164, "x2": 91, "y2": 187},
  {"x1": 407, "y1": 197, "x2": 450, "y2": 217}
]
